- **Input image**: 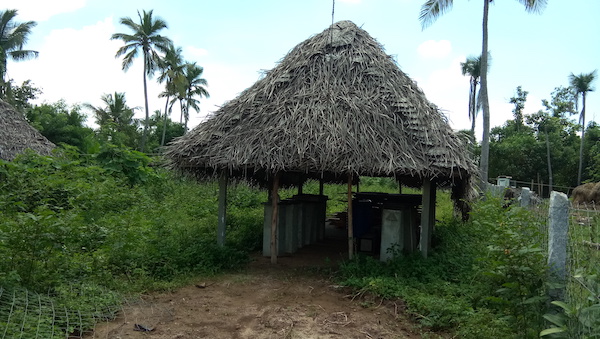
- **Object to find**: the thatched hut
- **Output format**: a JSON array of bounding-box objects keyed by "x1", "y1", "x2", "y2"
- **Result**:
[
  {"x1": 0, "y1": 100, "x2": 55, "y2": 161},
  {"x1": 165, "y1": 21, "x2": 478, "y2": 262}
]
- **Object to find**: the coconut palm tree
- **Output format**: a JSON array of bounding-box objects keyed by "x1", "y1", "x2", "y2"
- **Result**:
[
  {"x1": 181, "y1": 62, "x2": 209, "y2": 132},
  {"x1": 0, "y1": 9, "x2": 38, "y2": 98},
  {"x1": 569, "y1": 70, "x2": 597, "y2": 185},
  {"x1": 461, "y1": 55, "x2": 482, "y2": 141},
  {"x1": 111, "y1": 9, "x2": 172, "y2": 152},
  {"x1": 84, "y1": 92, "x2": 138, "y2": 147},
  {"x1": 420, "y1": 0, "x2": 547, "y2": 188},
  {"x1": 157, "y1": 44, "x2": 185, "y2": 145}
]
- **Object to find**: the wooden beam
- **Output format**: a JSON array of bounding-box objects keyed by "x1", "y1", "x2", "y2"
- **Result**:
[
  {"x1": 270, "y1": 172, "x2": 281, "y2": 264},
  {"x1": 420, "y1": 178, "x2": 436, "y2": 258},
  {"x1": 217, "y1": 171, "x2": 228, "y2": 246},
  {"x1": 347, "y1": 173, "x2": 354, "y2": 260}
]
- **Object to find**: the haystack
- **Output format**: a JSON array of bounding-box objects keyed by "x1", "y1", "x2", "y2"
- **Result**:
[
  {"x1": 571, "y1": 182, "x2": 600, "y2": 206},
  {"x1": 165, "y1": 21, "x2": 478, "y2": 261},
  {"x1": 0, "y1": 100, "x2": 55, "y2": 161}
]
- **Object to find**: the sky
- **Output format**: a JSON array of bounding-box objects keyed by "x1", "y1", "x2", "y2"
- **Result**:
[{"x1": 5, "y1": 0, "x2": 600, "y2": 139}]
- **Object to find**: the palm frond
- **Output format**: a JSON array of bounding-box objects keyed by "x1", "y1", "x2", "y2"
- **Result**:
[
  {"x1": 516, "y1": 0, "x2": 548, "y2": 14},
  {"x1": 8, "y1": 50, "x2": 38, "y2": 61},
  {"x1": 419, "y1": 0, "x2": 453, "y2": 30}
]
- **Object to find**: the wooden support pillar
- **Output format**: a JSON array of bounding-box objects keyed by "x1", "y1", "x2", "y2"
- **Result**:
[
  {"x1": 217, "y1": 171, "x2": 228, "y2": 246},
  {"x1": 347, "y1": 173, "x2": 354, "y2": 260},
  {"x1": 270, "y1": 172, "x2": 281, "y2": 264},
  {"x1": 298, "y1": 174, "x2": 303, "y2": 195},
  {"x1": 319, "y1": 179, "x2": 324, "y2": 196},
  {"x1": 420, "y1": 178, "x2": 436, "y2": 258}
]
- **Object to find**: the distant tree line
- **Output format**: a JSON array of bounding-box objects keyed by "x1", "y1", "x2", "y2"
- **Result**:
[
  {"x1": 0, "y1": 8, "x2": 209, "y2": 154},
  {"x1": 469, "y1": 82, "x2": 599, "y2": 196}
]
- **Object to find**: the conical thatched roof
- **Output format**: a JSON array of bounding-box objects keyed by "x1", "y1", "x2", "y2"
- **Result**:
[
  {"x1": 165, "y1": 21, "x2": 477, "y2": 192},
  {"x1": 0, "y1": 100, "x2": 55, "y2": 161}
]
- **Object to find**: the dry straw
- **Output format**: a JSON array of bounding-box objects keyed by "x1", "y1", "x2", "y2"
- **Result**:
[
  {"x1": 0, "y1": 100, "x2": 55, "y2": 161},
  {"x1": 165, "y1": 21, "x2": 478, "y2": 205}
]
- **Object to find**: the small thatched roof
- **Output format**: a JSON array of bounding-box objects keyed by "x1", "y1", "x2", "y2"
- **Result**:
[
  {"x1": 165, "y1": 21, "x2": 477, "y2": 193},
  {"x1": 0, "y1": 100, "x2": 55, "y2": 161}
]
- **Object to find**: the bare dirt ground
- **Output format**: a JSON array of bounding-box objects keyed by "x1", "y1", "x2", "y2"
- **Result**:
[{"x1": 90, "y1": 238, "x2": 429, "y2": 339}]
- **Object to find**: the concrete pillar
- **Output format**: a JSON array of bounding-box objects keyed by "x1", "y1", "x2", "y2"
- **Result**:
[
  {"x1": 380, "y1": 209, "x2": 403, "y2": 261},
  {"x1": 520, "y1": 187, "x2": 531, "y2": 208},
  {"x1": 548, "y1": 191, "x2": 569, "y2": 300}
]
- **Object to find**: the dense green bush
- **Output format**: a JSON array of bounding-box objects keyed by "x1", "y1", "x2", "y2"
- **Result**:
[
  {"x1": 338, "y1": 195, "x2": 549, "y2": 338},
  {"x1": 0, "y1": 147, "x2": 266, "y2": 337}
]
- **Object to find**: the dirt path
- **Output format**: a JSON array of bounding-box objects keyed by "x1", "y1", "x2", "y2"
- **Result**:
[{"x1": 91, "y1": 242, "x2": 427, "y2": 339}]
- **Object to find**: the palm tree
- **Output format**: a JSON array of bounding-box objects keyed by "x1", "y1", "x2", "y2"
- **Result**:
[
  {"x1": 0, "y1": 9, "x2": 38, "y2": 97},
  {"x1": 420, "y1": 0, "x2": 547, "y2": 188},
  {"x1": 84, "y1": 92, "x2": 138, "y2": 147},
  {"x1": 157, "y1": 44, "x2": 185, "y2": 146},
  {"x1": 111, "y1": 9, "x2": 172, "y2": 152},
  {"x1": 569, "y1": 70, "x2": 597, "y2": 185},
  {"x1": 181, "y1": 62, "x2": 209, "y2": 132},
  {"x1": 460, "y1": 55, "x2": 482, "y2": 141}
]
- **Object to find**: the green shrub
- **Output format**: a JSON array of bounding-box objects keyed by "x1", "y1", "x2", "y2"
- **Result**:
[{"x1": 338, "y1": 194, "x2": 550, "y2": 337}]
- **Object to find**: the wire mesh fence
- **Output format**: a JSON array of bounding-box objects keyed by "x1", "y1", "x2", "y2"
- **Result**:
[
  {"x1": 0, "y1": 284, "x2": 172, "y2": 339},
  {"x1": 566, "y1": 203, "x2": 600, "y2": 337}
]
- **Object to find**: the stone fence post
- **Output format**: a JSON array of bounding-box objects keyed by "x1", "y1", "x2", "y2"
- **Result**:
[
  {"x1": 547, "y1": 191, "x2": 569, "y2": 300},
  {"x1": 520, "y1": 187, "x2": 531, "y2": 207}
]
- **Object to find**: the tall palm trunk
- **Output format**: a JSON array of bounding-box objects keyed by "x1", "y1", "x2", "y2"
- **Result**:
[
  {"x1": 179, "y1": 101, "x2": 183, "y2": 124},
  {"x1": 141, "y1": 60, "x2": 150, "y2": 152},
  {"x1": 185, "y1": 98, "x2": 191, "y2": 133},
  {"x1": 479, "y1": 0, "x2": 491, "y2": 189},
  {"x1": 179, "y1": 99, "x2": 185, "y2": 129},
  {"x1": 470, "y1": 78, "x2": 478, "y2": 141},
  {"x1": 161, "y1": 96, "x2": 170, "y2": 146},
  {"x1": 577, "y1": 92, "x2": 587, "y2": 185},
  {"x1": 545, "y1": 127, "x2": 553, "y2": 193}
]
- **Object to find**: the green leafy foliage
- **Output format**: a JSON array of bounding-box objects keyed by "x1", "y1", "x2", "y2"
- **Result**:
[
  {"x1": 541, "y1": 271, "x2": 600, "y2": 338},
  {"x1": 471, "y1": 195, "x2": 549, "y2": 337},
  {"x1": 25, "y1": 101, "x2": 96, "y2": 153},
  {"x1": 338, "y1": 195, "x2": 549, "y2": 338},
  {"x1": 0, "y1": 147, "x2": 264, "y2": 337}
]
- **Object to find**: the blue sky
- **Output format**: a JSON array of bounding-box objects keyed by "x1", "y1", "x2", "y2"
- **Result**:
[{"x1": 6, "y1": 0, "x2": 600, "y2": 138}]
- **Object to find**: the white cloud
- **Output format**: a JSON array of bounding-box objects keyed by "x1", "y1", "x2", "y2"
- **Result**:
[
  {"x1": 417, "y1": 40, "x2": 452, "y2": 59},
  {"x1": 185, "y1": 46, "x2": 209, "y2": 59},
  {"x1": 5, "y1": 0, "x2": 87, "y2": 21},
  {"x1": 188, "y1": 63, "x2": 260, "y2": 128},
  {"x1": 416, "y1": 56, "x2": 471, "y2": 129}
]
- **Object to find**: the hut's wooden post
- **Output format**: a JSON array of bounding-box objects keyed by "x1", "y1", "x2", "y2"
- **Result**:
[
  {"x1": 270, "y1": 172, "x2": 281, "y2": 264},
  {"x1": 420, "y1": 178, "x2": 436, "y2": 258},
  {"x1": 319, "y1": 179, "x2": 324, "y2": 196},
  {"x1": 217, "y1": 171, "x2": 228, "y2": 246},
  {"x1": 347, "y1": 173, "x2": 354, "y2": 259}
]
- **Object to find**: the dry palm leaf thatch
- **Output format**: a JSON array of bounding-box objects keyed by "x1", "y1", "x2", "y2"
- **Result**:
[
  {"x1": 0, "y1": 100, "x2": 55, "y2": 161},
  {"x1": 165, "y1": 21, "x2": 477, "y2": 199}
]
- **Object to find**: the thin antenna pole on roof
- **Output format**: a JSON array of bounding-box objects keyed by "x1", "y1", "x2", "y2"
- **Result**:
[{"x1": 332, "y1": 0, "x2": 335, "y2": 26}]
